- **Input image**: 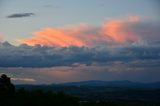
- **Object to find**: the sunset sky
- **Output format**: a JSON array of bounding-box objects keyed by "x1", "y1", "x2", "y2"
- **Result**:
[{"x1": 0, "y1": 0, "x2": 160, "y2": 84}]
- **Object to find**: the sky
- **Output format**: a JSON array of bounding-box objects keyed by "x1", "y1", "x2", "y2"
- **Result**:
[{"x1": 0, "y1": 0, "x2": 160, "y2": 84}]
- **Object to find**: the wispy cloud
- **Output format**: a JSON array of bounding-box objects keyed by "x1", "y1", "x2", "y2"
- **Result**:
[
  {"x1": 7, "y1": 13, "x2": 35, "y2": 18},
  {"x1": 0, "y1": 35, "x2": 3, "y2": 42},
  {"x1": 102, "y1": 16, "x2": 140, "y2": 43},
  {"x1": 1, "y1": 60, "x2": 160, "y2": 84},
  {"x1": 18, "y1": 16, "x2": 145, "y2": 47},
  {"x1": 11, "y1": 77, "x2": 36, "y2": 82}
]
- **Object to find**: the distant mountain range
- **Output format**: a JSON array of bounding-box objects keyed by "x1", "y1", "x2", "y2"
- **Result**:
[
  {"x1": 59, "y1": 80, "x2": 160, "y2": 88},
  {"x1": 16, "y1": 80, "x2": 160, "y2": 89}
]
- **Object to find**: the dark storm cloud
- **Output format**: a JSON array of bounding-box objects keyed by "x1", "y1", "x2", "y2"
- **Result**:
[
  {"x1": 0, "y1": 41, "x2": 160, "y2": 68},
  {"x1": 7, "y1": 13, "x2": 35, "y2": 18}
]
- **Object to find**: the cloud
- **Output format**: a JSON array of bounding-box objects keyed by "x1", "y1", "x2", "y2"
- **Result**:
[
  {"x1": 0, "y1": 40, "x2": 160, "y2": 83},
  {"x1": 102, "y1": 16, "x2": 140, "y2": 43},
  {"x1": 18, "y1": 25, "x2": 87, "y2": 47},
  {"x1": 1, "y1": 16, "x2": 160, "y2": 83},
  {"x1": 1, "y1": 59, "x2": 160, "y2": 84},
  {"x1": 7, "y1": 13, "x2": 35, "y2": 18},
  {"x1": 0, "y1": 41, "x2": 160, "y2": 68},
  {"x1": 0, "y1": 35, "x2": 3, "y2": 42},
  {"x1": 18, "y1": 16, "x2": 148, "y2": 47},
  {"x1": 128, "y1": 16, "x2": 140, "y2": 22},
  {"x1": 11, "y1": 77, "x2": 36, "y2": 82}
]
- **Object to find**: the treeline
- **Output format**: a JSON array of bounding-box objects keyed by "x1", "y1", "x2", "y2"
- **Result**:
[
  {"x1": 1, "y1": 89, "x2": 160, "y2": 106},
  {"x1": 0, "y1": 88, "x2": 79, "y2": 106}
]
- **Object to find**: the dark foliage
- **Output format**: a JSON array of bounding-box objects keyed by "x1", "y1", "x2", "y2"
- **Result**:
[
  {"x1": 0, "y1": 75, "x2": 160, "y2": 106},
  {"x1": 0, "y1": 88, "x2": 79, "y2": 106},
  {"x1": 0, "y1": 74, "x2": 15, "y2": 96},
  {"x1": 0, "y1": 74, "x2": 79, "y2": 106}
]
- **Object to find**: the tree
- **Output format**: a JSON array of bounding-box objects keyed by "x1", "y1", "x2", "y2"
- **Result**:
[{"x1": 0, "y1": 74, "x2": 15, "y2": 96}]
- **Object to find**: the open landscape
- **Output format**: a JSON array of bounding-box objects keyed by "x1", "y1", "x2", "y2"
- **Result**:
[
  {"x1": 0, "y1": 0, "x2": 160, "y2": 105},
  {"x1": 1, "y1": 75, "x2": 160, "y2": 106}
]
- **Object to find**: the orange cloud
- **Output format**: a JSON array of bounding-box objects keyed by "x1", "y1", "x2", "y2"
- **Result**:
[
  {"x1": 102, "y1": 17, "x2": 140, "y2": 43},
  {"x1": 18, "y1": 27, "x2": 86, "y2": 47},
  {"x1": 18, "y1": 16, "x2": 141, "y2": 47},
  {"x1": 128, "y1": 16, "x2": 140, "y2": 22},
  {"x1": 0, "y1": 35, "x2": 3, "y2": 42}
]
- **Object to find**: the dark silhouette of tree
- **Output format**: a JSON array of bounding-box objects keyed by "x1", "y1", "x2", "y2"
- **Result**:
[{"x1": 0, "y1": 74, "x2": 15, "y2": 96}]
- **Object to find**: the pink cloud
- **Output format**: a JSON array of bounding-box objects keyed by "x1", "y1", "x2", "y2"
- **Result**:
[
  {"x1": 18, "y1": 16, "x2": 141, "y2": 47},
  {"x1": 0, "y1": 35, "x2": 3, "y2": 42},
  {"x1": 102, "y1": 16, "x2": 140, "y2": 43}
]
